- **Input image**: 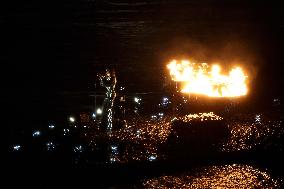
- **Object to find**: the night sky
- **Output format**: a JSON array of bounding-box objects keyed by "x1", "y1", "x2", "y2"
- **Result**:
[{"x1": 2, "y1": 0, "x2": 284, "y2": 114}]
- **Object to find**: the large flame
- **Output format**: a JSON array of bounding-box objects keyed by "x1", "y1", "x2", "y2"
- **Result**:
[{"x1": 167, "y1": 60, "x2": 248, "y2": 97}]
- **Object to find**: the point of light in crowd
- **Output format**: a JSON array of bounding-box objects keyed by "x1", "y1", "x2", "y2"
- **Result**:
[
  {"x1": 32, "y1": 130, "x2": 41, "y2": 137},
  {"x1": 13, "y1": 145, "x2": 21, "y2": 151},
  {"x1": 96, "y1": 108, "x2": 102, "y2": 115},
  {"x1": 48, "y1": 125, "x2": 55, "y2": 129},
  {"x1": 69, "y1": 116, "x2": 75, "y2": 123}
]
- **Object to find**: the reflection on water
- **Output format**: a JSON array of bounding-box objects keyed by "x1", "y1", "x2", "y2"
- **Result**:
[
  {"x1": 87, "y1": 112, "x2": 223, "y2": 163},
  {"x1": 113, "y1": 116, "x2": 172, "y2": 143},
  {"x1": 221, "y1": 113, "x2": 284, "y2": 152},
  {"x1": 143, "y1": 164, "x2": 281, "y2": 189},
  {"x1": 9, "y1": 109, "x2": 284, "y2": 188},
  {"x1": 85, "y1": 111, "x2": 284, "y2": 164},
  {"x1": 174, "y1": 112, "x2": 223, "y2": 122},
  {"x1": 88, "y1": 116, "x2": 173, "y2": 163},
  {"x1": 10, "y1": 111, "x2": 284, "y2": 163}
]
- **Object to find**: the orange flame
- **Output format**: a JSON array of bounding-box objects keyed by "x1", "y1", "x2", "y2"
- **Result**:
[{"x1": 167, "y1": 60, "x2": 248, "y2": 97}]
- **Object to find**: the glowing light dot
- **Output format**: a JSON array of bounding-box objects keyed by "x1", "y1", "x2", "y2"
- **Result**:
[
  {"x1": 96, "y1": 108, "x2": 102, "y2": 115},
  {"x1": 32, "y1": 130, "x2": 41, "y2": 137},
  {"x1": 69, "y1": 116, "x2": 75, "y2": 123},
  {"x1": 148, "y1": 155, "x2": 157, "y2": 161},
  {"x1": 13, "y1": 145, "x2": 21, "y2": 151}
]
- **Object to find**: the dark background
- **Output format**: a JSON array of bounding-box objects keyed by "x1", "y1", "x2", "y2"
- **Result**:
[{"x1": 1, "y1": 0, "x2": 284, "y2": 119}]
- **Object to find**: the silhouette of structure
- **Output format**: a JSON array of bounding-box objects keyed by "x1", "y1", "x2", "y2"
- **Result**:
[{"x1": 98, "y1": 69, "x2": 117, "y2": 134}]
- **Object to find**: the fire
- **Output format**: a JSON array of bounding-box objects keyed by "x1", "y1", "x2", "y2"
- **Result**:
[{"x1": 167, "y1": 60, "x2": 248, "y2": 97}]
